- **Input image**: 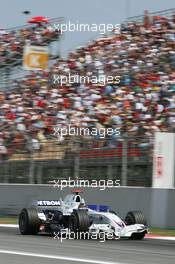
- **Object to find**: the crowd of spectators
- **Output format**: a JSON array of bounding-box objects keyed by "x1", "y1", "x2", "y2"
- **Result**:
[
  {"x1": 0, "y1": 25, "x2": 60, "y2": 66},
  {"x1": 0, "y1": 11, "x2": 175, "y2": 159}
]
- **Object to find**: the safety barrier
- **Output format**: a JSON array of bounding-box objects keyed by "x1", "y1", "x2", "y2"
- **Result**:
[{"x1": 0, "y1": 185, "x2": 174, "y2": 228}]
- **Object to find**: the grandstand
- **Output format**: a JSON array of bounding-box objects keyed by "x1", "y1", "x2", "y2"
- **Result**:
[
  {"x1": 0, "y1": 17, "x2": 63, "y2": 89},
  {"x1": 0, "y1": 8, "x2": 175, "y2": 186},
  {"x1": 126, "y1": 8, "x2": 175, "y2": 23}
]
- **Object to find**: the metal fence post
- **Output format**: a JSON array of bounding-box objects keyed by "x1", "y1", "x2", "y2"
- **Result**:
[
  {"x1": 36, "y1": 164, "x2": 43, "y2": 184},
  {"x1": 29, "y1": 148, "x2": 35, "y2": 184},
  {"x1": 121, "y1": 136, "x2": 128, "y2": 186},
  {"x1": 2, "y1": 160, "x2": 9, "y2": 183},
  {"x1": 74, "y1": 139, "x2": 80, "y2": 179},
  {"x1": 107, "y1": 165, "x2": 113, "y2": 180}
]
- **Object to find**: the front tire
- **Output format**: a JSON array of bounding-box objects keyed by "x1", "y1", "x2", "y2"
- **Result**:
[
  {"x1": 130, "y1": 232, "x2": 146, "y2": 240},
  {"x1": 69, "y1": 210, "x2": 90, "y2": 233},
  {"x1": 125, "y1": 210, "x2": 147, "y2": 226},
  {"x1": 125, "y1": 210, "x2": 147, "y2": 240},
  {"x1": 19, "y1": 208, "x2": 41, "y2": 235}
]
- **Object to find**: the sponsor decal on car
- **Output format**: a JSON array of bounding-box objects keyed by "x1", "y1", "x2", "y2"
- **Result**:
[{"x1": 37, "y1": 200, "x2": 60, "y2": 206}]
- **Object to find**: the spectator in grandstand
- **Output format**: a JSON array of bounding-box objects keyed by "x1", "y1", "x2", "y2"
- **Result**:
[
  {"x1": 0, "y1": 24, "x2": 60, "y2": 66},
  {"x1": 0, "y1": 11, "x2": 175, "y2": 158}
]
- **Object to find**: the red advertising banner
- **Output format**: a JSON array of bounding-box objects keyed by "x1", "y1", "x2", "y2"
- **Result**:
[{"x1": 156, "y1": 156, "x2": 163, "y2": 177}]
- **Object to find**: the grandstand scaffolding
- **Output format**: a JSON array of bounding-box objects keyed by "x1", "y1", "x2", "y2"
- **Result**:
[{"x1": 126, "y1": 7, "x2": 175, "y2": 23}]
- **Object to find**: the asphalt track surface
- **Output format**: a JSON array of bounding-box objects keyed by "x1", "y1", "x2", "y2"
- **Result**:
[{"x1": 0, "y1": 227, "x2": 175, "y2": 264}]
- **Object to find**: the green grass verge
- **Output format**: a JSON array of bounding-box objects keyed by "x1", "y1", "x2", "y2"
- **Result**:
[
  {"x1": 0, "y1": 217, "x2": 175, "y2": 236},
  {"x1": 149, "y1": 228, "x2": 175, "y2": 236},
  {"x1": 0, "y1": 217, "x2": 18, "y2": 224}
]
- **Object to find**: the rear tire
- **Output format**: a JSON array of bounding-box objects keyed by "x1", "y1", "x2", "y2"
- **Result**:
[
  {"x1": 19, "y1": 208, "x2": 41, "y2": 235},
  {"x1": 125, "y1": 210, "x2": 147, "y2": 226}
]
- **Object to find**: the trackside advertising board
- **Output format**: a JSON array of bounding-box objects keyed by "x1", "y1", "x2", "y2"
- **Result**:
[
  {"x1": 23, "y1": 45, "x2": 49, "y2": 70},
  {"x1": 153, "y1": 132, "x2": 175, "y2": 188}
]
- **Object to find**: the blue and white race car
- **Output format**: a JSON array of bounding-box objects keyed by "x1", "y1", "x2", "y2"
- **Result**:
[{"x1": 19, "y1": 189, "x2": 148, "y2": 240}]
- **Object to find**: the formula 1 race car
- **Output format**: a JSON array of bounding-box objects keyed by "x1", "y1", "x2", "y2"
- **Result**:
[{"x1": 19, "y1": 189, "x2": 148, "y2": 240}]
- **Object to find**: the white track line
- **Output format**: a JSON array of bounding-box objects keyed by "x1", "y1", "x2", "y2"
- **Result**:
[
  {"x1": 0, "y1": 224, "x2": 18, "y2": 228},
  {"x1": 0, "y1": 250, "x2": 125, "y2": 264}
]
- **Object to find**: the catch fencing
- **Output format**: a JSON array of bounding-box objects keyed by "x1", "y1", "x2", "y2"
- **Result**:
[{"x1": 0, "y1": 136, "x2": 153, "y2": 186}]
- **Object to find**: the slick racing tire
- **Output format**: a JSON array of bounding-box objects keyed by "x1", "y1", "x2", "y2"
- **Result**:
[
  {"x1": 130, "y1": 231, "x2": 146, "y2": 240},
  {"x1": 69, "y1": 210, "x2": 90, "y2": 232},
  {"x1": 125, "y1": 210, "x2": 147, "y2": 226},
  {"x1": 19, "y1": 208, "x2": 41, "y2": 235}
]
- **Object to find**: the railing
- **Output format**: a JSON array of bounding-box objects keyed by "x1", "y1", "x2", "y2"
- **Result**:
[
  {"x1": 5, "y1": 17, "x2": 64, "y2": 32},
  {"x1": 125, "y1": 7, "x2": 175, "y2": 23},
  {"x1": 0, "y1": 136, "x2": 153, "y2": 186}
]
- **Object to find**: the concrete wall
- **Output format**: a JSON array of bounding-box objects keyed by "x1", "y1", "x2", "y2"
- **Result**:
[{"x1": 0, "y1": 185, "x2": 175, "y2": 228}]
